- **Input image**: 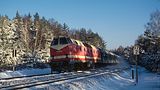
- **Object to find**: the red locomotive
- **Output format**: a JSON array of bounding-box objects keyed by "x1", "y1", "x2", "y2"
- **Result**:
[{"x1": 49, "y1": 36, "x2": 101, "y2": 72}]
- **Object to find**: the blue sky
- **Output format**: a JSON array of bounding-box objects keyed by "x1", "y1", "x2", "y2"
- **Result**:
[{"x1": 0, "y1": 0, "x2": 160, "y2": 49}]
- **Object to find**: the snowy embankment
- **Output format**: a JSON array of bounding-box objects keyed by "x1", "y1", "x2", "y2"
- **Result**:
[
  {"x1": 29, "y1": 67, "x2": 159, "y2": 90},
  {"x1": 0, "y1": 68, "x2": 51, "y2": 79}
]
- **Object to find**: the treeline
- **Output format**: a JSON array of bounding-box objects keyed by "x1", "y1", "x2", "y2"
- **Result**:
[
  {"x1": 115, "y1": 10, "x2": 160, "y2": 72},
  {"x1": 10, "y1": 11, "x2": 106, "y2": 50},
  {"x1": 0, "y1": 11, "x2": 106, "y2": 66}
]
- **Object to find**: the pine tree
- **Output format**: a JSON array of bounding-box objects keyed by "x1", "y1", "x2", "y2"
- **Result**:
[
  {"x1": 0, "y1": 15, "x2": 22, "y2": 66},
  {"x1": 135, "y1": 10, "x2": 160, "y2": 72}
]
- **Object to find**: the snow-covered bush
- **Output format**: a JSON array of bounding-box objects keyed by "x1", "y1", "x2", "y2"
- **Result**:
[{"x1": 140, "y1": 54, "x2": 160, "y2": 72}]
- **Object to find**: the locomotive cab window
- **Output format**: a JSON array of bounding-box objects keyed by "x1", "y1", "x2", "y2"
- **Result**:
[
  {"x1": 60, "y1": 37, "x2": 68, "y2": 44},
  {"x1": 51, "y1": 38, "x2": 58, "y2": 45},
  {"x1": 66, "y1": 38, "x2": 72, "y2": 43}
]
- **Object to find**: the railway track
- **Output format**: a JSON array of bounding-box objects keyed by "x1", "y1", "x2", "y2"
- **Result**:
[{"x1": 0, "y1": 67, "x2": 130, "y2": 90}]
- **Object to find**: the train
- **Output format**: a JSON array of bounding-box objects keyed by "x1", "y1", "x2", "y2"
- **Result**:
[{"x1": 49, "y1": 36, "x2": 118, "y2": 72}]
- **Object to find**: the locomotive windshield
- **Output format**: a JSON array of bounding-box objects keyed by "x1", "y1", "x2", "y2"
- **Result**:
[
  {"x1": 60, "y1": 37, "x2": 68, "y2": 44},
  {"x1": 51, "y1": 38, "x2": 58, "y2": 45},
  {"x1": 51, "y1": 37, "x2": 72, "y2": 46}
]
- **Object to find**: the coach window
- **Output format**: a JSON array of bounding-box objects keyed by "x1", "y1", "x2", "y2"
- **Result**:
[
  {"x1": 51, "y1": 38, "x2": 58, "y2": 45},
  {"x1": 60, "y1": 37, "x2": 68, "y2": 44}
]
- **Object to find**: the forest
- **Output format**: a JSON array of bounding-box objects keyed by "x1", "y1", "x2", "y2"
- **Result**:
[
  {"x1": 0, "y1": 11, "x2": 106, "y2": 68},
  {"x1": 115, "y1": 10, "x2": 160, "y2": 72}
]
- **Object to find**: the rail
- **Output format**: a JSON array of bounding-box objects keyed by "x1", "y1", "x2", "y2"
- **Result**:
[{"x1": 0, "y1": 67, "x2": 130, "y2": 90}]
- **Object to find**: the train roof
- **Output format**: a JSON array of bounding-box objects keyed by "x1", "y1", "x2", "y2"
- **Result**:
[
  {"x1": 52, "y1": 36, "x2": 98, "y2": 49},
  {"x1": 71, "y1": 39, "x2": 85, "y2": 46},
  {"x1": 70, "y1": 39, "x2": 97, "y2": 49}
]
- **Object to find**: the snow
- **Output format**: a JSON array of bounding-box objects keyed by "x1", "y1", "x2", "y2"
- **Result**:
[
  {"x1": 32, "y1": 67, "x2": 158, "y2": 90},
  {"x1": 0, "y1": 68, "x2": 51, "y2": 78},
  {"x1": 128, "y1": 67, "x2": 160, "y2": 90},
  {"x1": 0, "y1": 56, "x2": 160, "y2": 90}
]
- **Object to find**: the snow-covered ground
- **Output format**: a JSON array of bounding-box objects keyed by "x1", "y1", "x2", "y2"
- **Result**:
[
  {"x1": 28, "y1": 67, "x2": 159, "y2": 90},
  {"x1": 0, "y1": 56, "x2": 159, "y2": 90},
  {"x1": 0, "y1": 68, "x2": 51, "y2": 79}
]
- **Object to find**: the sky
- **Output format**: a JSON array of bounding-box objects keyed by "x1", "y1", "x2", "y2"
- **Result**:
[{"x1": 0, "y1": 0, "x2": 160, "y2": 50}]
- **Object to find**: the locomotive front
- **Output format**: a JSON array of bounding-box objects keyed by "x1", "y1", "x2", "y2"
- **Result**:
[{"x1": 49, "y1": 36, "x2": 101, "y2": 72}]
